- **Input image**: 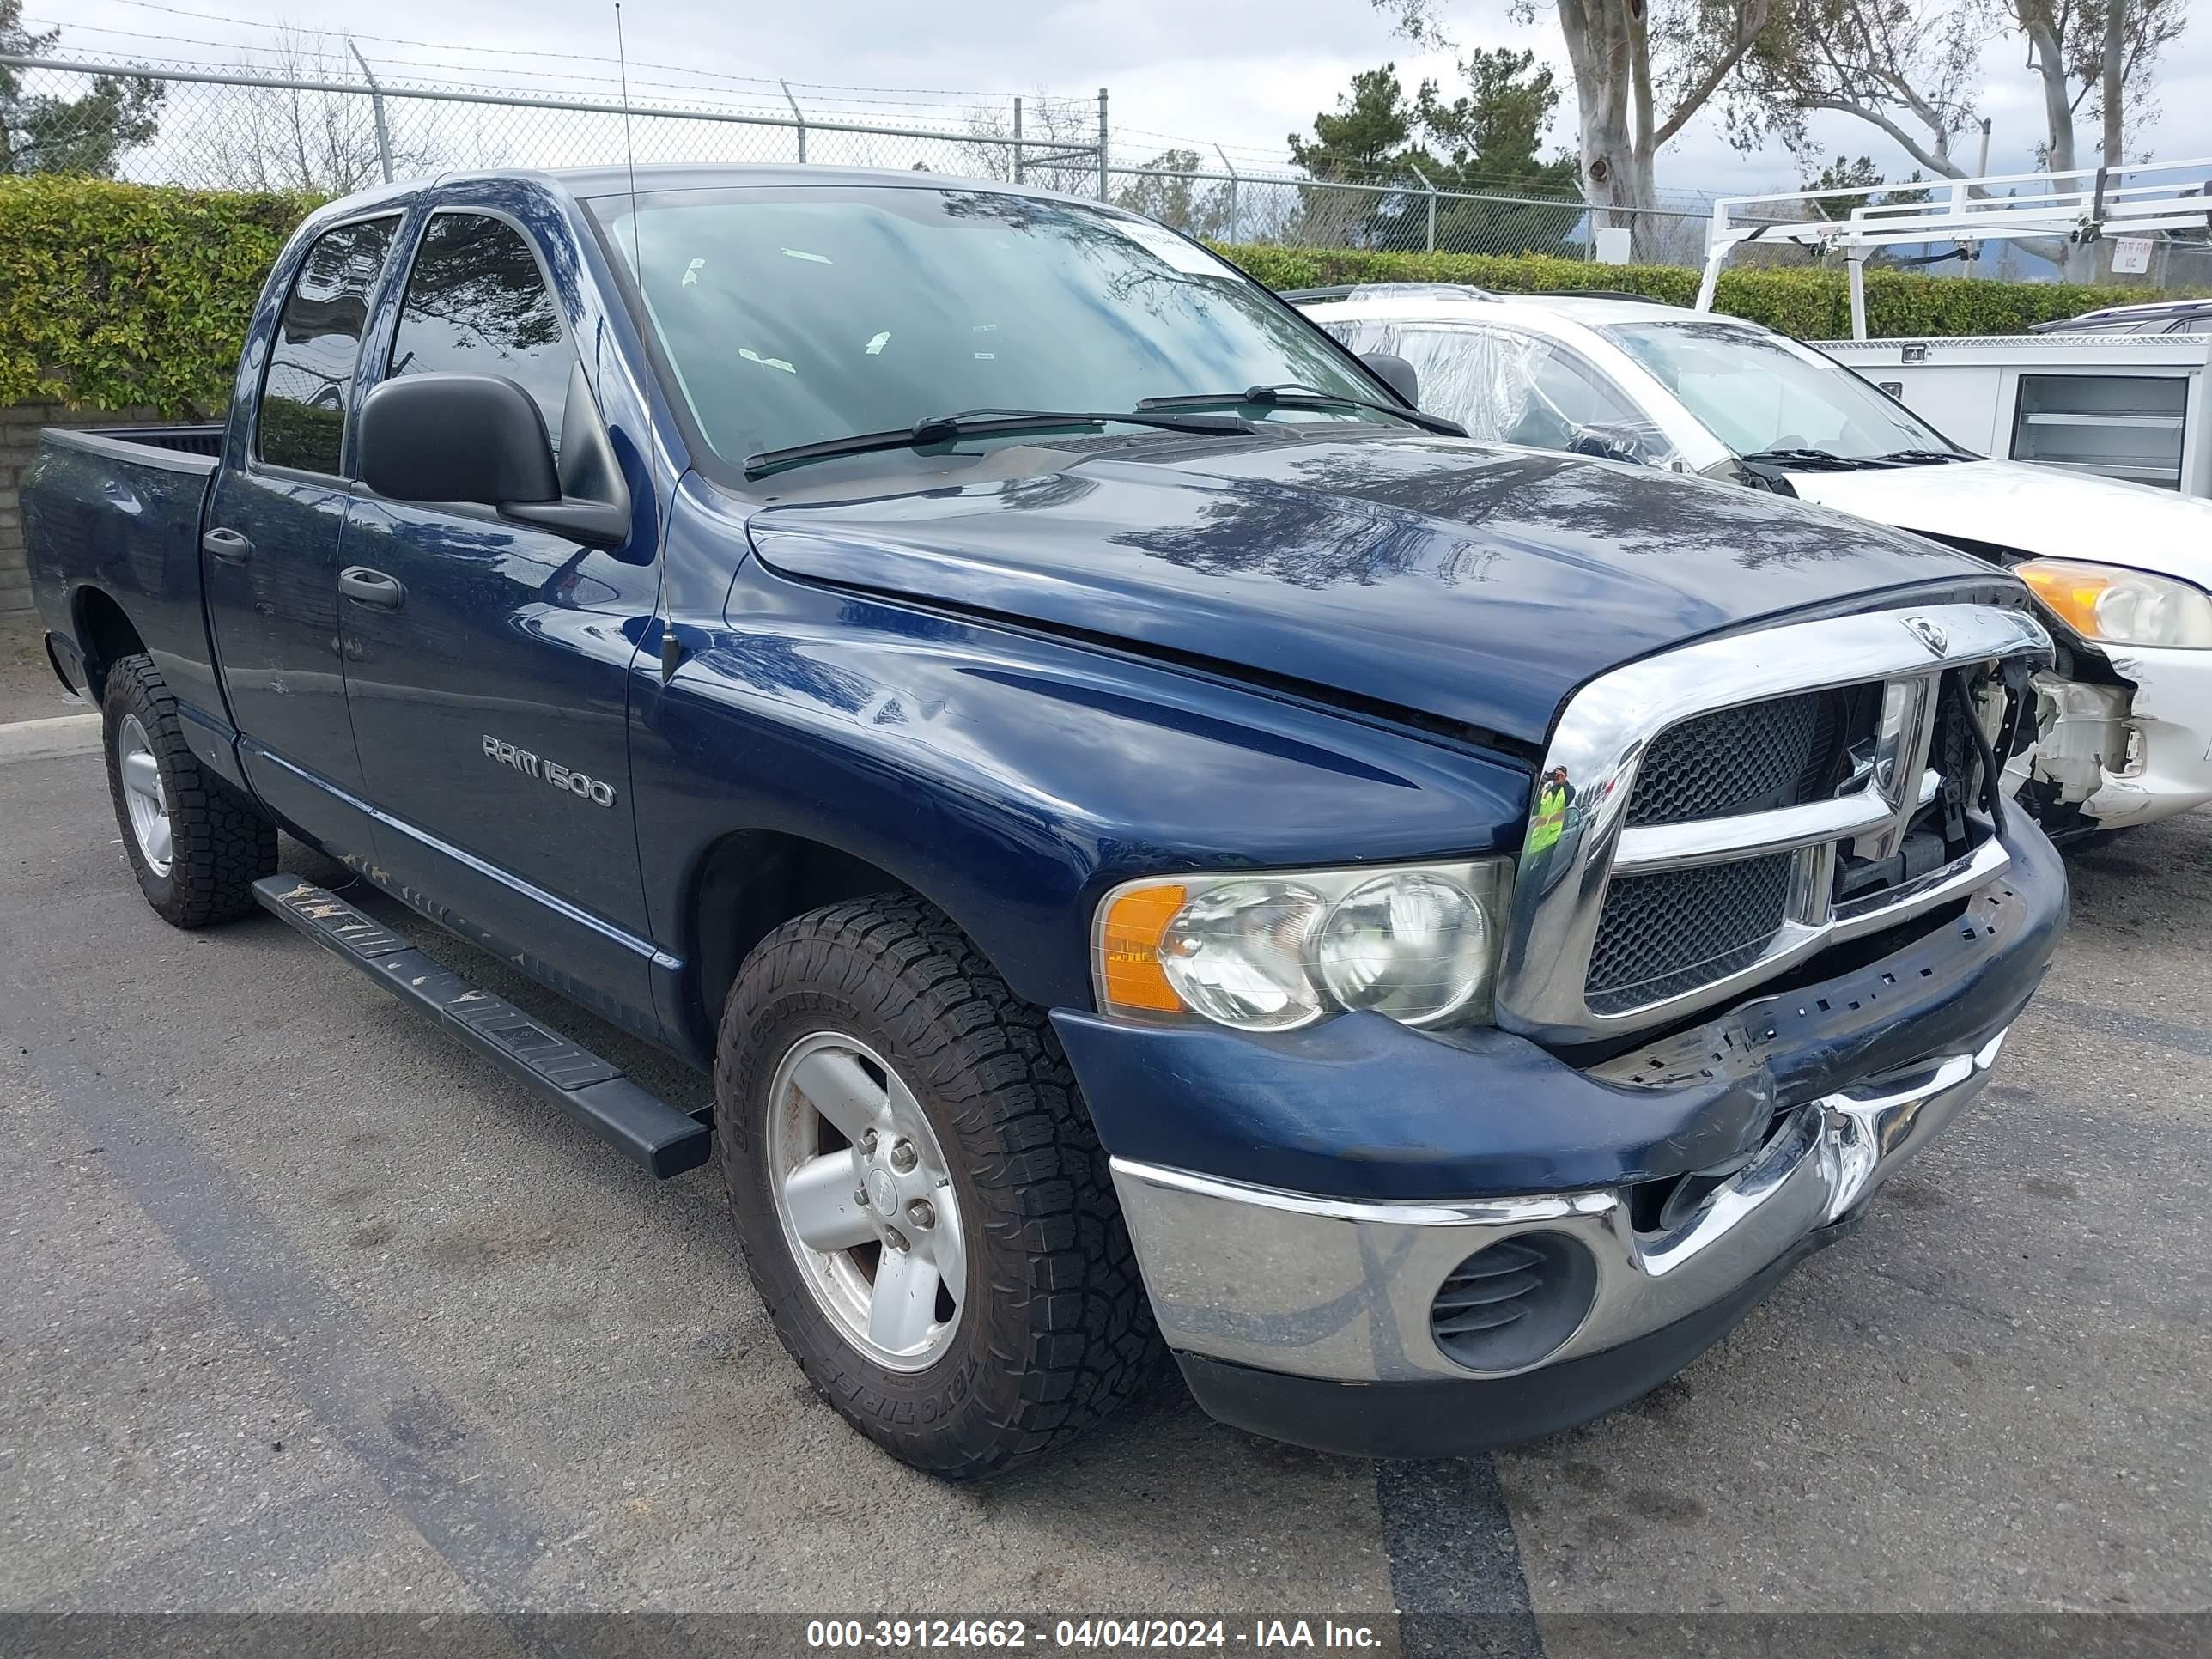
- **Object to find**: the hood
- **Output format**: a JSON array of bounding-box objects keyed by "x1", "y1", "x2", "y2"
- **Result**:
[
  {"x1": 743, "y1": 433, "x2": 2004, "y2": 746},
  {"x1": 1786, "y1": 459, "x2": 2212, "y2": 589}
]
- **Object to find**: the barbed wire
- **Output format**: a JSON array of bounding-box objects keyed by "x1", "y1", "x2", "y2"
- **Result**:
[
  {"x1": 32, "y1": 24, "x2": 1099, "y2": 125},
  {"x1": 7, "y1": 46, "x2": 1757, "y2": 263},
  {"x1": 32, "y1": 15, "x2": 1699, "y2": 208},
  {"x1": 76, "y1": 0, "x2": 1096, "y2": 106}
]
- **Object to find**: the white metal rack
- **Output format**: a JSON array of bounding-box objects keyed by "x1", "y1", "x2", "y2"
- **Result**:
[{"x1": 1693, "y1": 155, "x2": 2212, "y2": 338}]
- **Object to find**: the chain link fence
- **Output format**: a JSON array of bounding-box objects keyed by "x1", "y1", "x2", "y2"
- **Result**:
[
  {"x1": 1101, "y1": 159, "x2": 1719, "y2": 264},
  {"x1": 4, "y1": 55, "x2": 1703, "y2": 263},
  {"x1": 9, "y1": 55, "x2": 2207, "y2": 282},
  {"x1": 1, "y1": 56, "x2": 1110, "y2": 196}
]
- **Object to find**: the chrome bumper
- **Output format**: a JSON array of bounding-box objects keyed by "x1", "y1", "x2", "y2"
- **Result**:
[{"x1": 1110, "y1": 1027, "x2": 2008, "y2": 1384}]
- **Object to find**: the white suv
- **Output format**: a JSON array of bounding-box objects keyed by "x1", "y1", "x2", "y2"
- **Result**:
[{"x1": 1295, "y1": 283, "x2": 2212, "y2": 840}]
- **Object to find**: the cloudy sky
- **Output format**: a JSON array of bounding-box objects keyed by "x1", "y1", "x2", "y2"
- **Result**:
[{"x1": 56, "y1": 0, "x2": 2212, "y2": 204}]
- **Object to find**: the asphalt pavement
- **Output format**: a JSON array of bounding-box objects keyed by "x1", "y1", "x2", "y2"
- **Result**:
[{"x1": 3, "y1": 743, "x2": 2208, "y2": 1651}]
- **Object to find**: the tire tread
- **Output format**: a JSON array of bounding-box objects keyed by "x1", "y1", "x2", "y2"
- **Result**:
[
  {"x1": 716, "y1": 895, "x2": 1161, "y2": 1480},
  {"x1": 102, "y1": 653, "x2": 277, "y2": 928}
]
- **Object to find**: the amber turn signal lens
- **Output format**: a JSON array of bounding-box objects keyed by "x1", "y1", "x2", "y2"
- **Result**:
[
  {"x1": 2016, "y1": 562, "x2": 2110, "y2": 639},
  {"x1": 1098, "y1": 883, "x2": 1187, "y2": 1014}
]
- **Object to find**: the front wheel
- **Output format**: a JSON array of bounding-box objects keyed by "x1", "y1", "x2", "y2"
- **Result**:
[
  {"x1": 101, "y1": 653, "x2": 277, "y2": 927},
  {"x1": 715, "y1": 896, "x2": 1160, "y2": 1479}
]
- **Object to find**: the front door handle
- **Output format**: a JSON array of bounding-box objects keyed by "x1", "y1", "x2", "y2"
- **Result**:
[
  {"x1": 338, "y1": 565, "x2": 406, "y2": 611},
  {"x1": 201, "y1": 527, "x2": 252, "y2": 564}
]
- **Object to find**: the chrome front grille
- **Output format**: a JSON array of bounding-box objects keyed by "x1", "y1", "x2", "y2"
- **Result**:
[
  {"x1": 1494, "y1": 603, "x2": 2052, "y2": 1047},
  {"x1": 1624, "y1": 690, "x2": 1849, "y2": 827}
]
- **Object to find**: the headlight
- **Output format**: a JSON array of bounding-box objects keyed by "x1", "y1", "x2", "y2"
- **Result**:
[
  {"x1": 2016, "y1": 558, "x2": 2212, "y2": 649},
  {"x1": 1093, "y1": 860, "x2": 1512, "y2": 1032}
]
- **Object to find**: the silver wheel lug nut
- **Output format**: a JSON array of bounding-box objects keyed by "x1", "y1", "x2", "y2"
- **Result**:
[
  {"x1": 854, "y1": 1187, "x2": 869, "y2": 1207},
  {"x1": 889, "y1": 1139, "x2": 917, "y2": 1173},
  {"x1": 860, "y1": 1128, "x2": 879, "y2": 1156},
  {"x1": 907, "y1": 1199, "x2": 935, "y2": 1230},
  {"x1": 884, "y1": 1226, "x2": 909, "y2": 1252}
]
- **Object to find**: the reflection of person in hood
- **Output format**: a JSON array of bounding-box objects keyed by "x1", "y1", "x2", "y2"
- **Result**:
[{"x1": 1528, "y1": 766, "x2": 1575, "y2": 857}]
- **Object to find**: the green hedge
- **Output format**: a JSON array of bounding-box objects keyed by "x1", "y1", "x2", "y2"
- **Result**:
[
  {"x1": 0, "y1": 178, "x2": 2194, "y2": 420},
  {"x1": 0, "y1": 176, "x2": 318, "y2": 417},
  {"x1": 1217, "y1": 243, "x2": 2191, "y2": 340}
]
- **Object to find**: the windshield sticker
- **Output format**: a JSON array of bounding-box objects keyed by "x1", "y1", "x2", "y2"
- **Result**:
[
  {"x1": 1109, "y1": 216, "x2": 1229, "y2": 277},
  {"x1": 681, "y1": 258, "x2": 704, "y2": 289},
  {"x1": 740, "y1": 347, "x2": 797, "y2": 374},
  {"x1": 865, "y1": 331, "x2": 890, "y2": 356},
  {"x1": 781, "y1": 247, "x2": 833, "y2": 264}
]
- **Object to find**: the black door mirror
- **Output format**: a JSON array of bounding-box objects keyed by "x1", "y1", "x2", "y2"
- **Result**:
[
  {"x1": 357, "y1": 371, "x2": 634, "y2": 550},
  {"x1": 1360, "y1": 351, "x2": 1420, "y2": 409},
  {"x1": 358, "y1": 373, "x2": 560, "y2": 508}
]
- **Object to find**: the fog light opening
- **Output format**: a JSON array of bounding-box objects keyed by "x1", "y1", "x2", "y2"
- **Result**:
[{"x1": 1427, "y1": 1231, "x2": 1598, "y2": 1374}]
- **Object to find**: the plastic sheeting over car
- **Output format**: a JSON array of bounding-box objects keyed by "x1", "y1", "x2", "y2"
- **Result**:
[{"x1": 1320, "y1": 317, "x2": 1681, "y2": 469}]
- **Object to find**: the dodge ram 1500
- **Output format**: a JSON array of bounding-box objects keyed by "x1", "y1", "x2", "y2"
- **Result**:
[{"x1": 24, "y1": 166, "x2": 2066, "y2": 1476}]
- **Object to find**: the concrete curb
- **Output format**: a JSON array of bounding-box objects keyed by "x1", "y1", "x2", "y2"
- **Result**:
[{"x1": 0, "y1": 712, "x2": 100, "y2": 764}]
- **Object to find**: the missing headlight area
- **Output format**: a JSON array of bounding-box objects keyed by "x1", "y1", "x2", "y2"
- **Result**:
[{"x1": 2010, "y1": 671, "x2": 2141, "y2": 836}]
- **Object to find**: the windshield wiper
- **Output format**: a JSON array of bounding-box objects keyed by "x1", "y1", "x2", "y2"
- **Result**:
[
  {"x1": 1737, "y1": 447, "x2": 1890, "y2": 471},
  {"x1": 743, "y1": 406, "x2": 1258, "y2": 479},
  {"x1": 1139, "y1": 383, "x2": 1468, "y2": 438},
  {"x1": 1869, "y1": 448, "x2": 1969, "y2": 465}
]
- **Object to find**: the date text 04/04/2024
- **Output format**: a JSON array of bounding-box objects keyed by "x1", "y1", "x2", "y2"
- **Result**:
[{"x1": 802, "y1": 1619, "x2": 1383, "y2": 1650}]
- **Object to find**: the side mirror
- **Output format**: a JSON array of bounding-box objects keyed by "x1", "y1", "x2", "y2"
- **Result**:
[
  {"x1": 1360, "y1": 351, "x2": 1419, "y2": 409},
  {"x1": 1568, "y1": 426, "x2": 1645, "y2": 466},
  {"x1": 358, "y1": 370, "x2": 634, "y2": 550},
  {"x1": 358, "y1": 373, "x2": 559, "y2": 507}
]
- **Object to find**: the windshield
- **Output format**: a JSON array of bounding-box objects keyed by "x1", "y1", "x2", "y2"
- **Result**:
[
  {"x1": 1601, "y1": 319, "x2": 1966, "y2": 461},
  {"x1": 588, "y1": 185, "x2": 1390, "y2": 474}
]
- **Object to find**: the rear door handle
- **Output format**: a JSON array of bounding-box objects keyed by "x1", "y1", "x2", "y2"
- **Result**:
[
  {"x1": 201, "y1": 527, "x2": 252, "y2": 564},
  {"x1": 338, "y1": 565, "x2": 406, "y2": 611}
]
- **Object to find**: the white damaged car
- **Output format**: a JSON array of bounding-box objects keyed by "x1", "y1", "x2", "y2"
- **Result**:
[{"x1": 1297, "y1": 283, "x2": 2212, "y2": 839}]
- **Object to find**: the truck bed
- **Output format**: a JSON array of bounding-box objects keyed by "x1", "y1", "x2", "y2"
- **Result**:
[{"x1": 21, "y1": 423, "x2": 225, "y2": 732}]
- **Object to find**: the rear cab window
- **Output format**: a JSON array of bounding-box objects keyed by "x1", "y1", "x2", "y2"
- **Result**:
[{"x1": 257, "y1": 216, "x2": 400, "y2": 475}]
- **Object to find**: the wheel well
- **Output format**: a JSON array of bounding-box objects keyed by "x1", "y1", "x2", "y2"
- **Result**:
[
  {"x1": 691, "y1": 831, "x2": 913, "y2": 1030},
  {"x1": 73, "y1": 588, "x2": 146, "y2": 701}
]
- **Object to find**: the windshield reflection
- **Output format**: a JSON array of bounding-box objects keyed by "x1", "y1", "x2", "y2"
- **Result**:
[{"x1": 591, "y1": 185, "x2": 1384, "y2": 475}]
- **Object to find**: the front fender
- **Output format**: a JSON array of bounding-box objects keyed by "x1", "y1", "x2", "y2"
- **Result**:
[{"x1": 627, "y1": 554, "x2": 1532, "y2": 1040}]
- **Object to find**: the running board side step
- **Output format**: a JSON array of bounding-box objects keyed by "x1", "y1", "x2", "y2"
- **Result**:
[{"x1": 252, "y1": 877, "x2": 712, "y2": 1178}]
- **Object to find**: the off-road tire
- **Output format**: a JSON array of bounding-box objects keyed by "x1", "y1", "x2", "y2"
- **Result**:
[
  {"x1": 101, "y1": 653, "x2": 277, "y2": 927},
  {"x1": 716, "y1": 895, "x2": 1161, "y2": 1479}
]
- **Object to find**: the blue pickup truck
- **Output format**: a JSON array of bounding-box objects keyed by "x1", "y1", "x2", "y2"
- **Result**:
[{"x1": 24, "y1": 166, "x2": 2066, "y2": 1477}]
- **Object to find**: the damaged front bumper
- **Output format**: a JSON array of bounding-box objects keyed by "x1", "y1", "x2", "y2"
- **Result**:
[
  {"x1": 2013, "y1": 649, "x2": 2212, "y2": 833},
  {"x1": 1116, "y1": 1029, "x2": 2003, "y2": 1457},
  {"x1": 1056, "y1": 816, "x2": 2067, "y2": 1459}
]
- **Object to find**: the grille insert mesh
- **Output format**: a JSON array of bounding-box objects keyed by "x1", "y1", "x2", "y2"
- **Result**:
[
  {"x1": 1586, "y1": 853, "x2": 1796, "y2": 1016},
  {"x1": 1626, "y1": 690, "x2": 1845, "y2": 827}
]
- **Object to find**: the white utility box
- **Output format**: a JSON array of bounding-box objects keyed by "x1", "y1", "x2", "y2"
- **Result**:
[{"x1": 1818, "y1": 333, "x2": 2212, "y2": 497}]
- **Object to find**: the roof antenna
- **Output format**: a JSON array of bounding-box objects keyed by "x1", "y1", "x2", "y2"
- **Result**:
[
  {"x1": 616, "y1": 4, "x2": 679, "y2": 683},
  {"x1": 615, "y1": 3, "x2": 643, "y2": 292}
]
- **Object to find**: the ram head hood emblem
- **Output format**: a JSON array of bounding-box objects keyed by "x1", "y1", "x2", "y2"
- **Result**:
[{"x1": 1901, "y1": 615, "x2": 1948, "y2": 657}]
